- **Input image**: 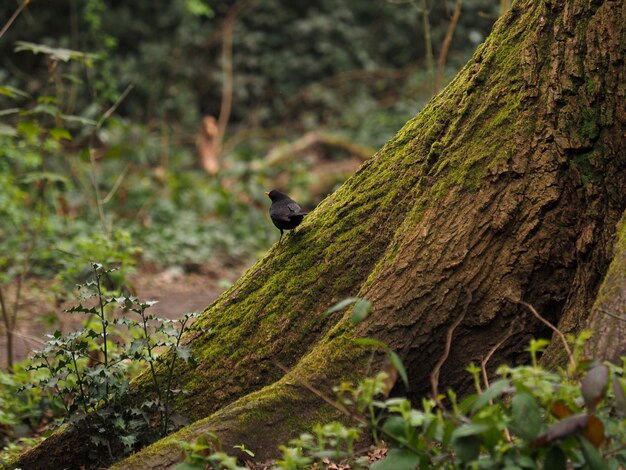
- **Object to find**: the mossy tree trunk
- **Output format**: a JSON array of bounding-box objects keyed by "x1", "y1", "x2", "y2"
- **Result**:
[
  {"x1": 15, "y1": 0, "x2": 626, "y2": 468},
  {"x1": 584, "y1": 210, "x2": 626, "y2": 362}
]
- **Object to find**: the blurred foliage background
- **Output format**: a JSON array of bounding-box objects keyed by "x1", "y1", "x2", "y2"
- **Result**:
[
  {"x1": 0, "y1": 0, "x2": 502, "y2": 270},
  {"x1": 0, "y1": 0, "x2": 507, "y2": 450}
]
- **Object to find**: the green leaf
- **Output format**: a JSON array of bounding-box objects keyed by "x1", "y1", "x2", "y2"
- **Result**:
[
  {"x1": 185, "y1": 0, "x2": 214, "y2": 17},
  {"x1": 509, "y1": 392, "x2": 542, "y2": 440},
  {"x1": 578, "y1": 435, "x2": 605, "y2": 470},
  {"x1": 233, "y1": 444, "x2": 255, "y2": 457},
  {"x1": 61, "y1": 114, "x2": 97, "y2": 126},
  {"x1": 543, "y1": 446, "x2": 566, "y2": 470},
  {"x1": 451, "y1": 435, "x2": 482, "y2": 463},
  {"x1": 176, "y1": 345, "x2": 193, "y2": 362},
  {"x1": 0, "y1": 85, "x2": 30, "y2": 99},
  {"x1": 324, "y1": 297, "x2": 360, "y2": 315},
  {"x1": 451, "y1": 422, "x2": 491, "y2": 440},
  {"x1": 17, "y1": 120, "x2": 40, "y2": 139},
  {"x1": 612, "y1": 375, "x2": 626, "y2": 417},
  {"x1": 15, "y1": 41, "x2": 97, "y2": 63},
  {"x1": 471, "y1": 379, "x2": 510, "y2": 413},
  {"x1": 0, "y1": 123, "x2": 17, "y2": 136},
  {"x1": 351, "y1": 299, "x2": 372, "y2": 324},
  {"x1": 388, "y1": 351, "x2": 409, "y2": 389},
  {"x1": 172, "y1": 463, "x2": 204, "y2": 470},
  {"x1": 517, "y1": 455, "x2": 536, "y2": 469},
  {"x1": 370, "y1": 448, "x2": 421, "y2": 470},
  {"x1": 49, "y1": 127, "x2": 72, "y2": 141},
  {"x1": 120, "y1": 434, "x2": 137, "y2": 448},
  {"x1": 533, "y1": 413, "x2": 588, "y2": 447},
  {"x1": 381, "y1": 416, "x2": 407, "y2": 444},
  {"x1": 22, "y1": 171, "x2": 70, "y2": 186},
  {"x1": 581, "y1": 365, "x2": 609, "y2": 411}
]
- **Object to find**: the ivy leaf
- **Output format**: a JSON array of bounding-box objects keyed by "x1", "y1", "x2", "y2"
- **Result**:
[
  {"x1": 533, "y1": 413, "x2": 588, "y2": 447},
  {"x1": 176, "y1": 345, "x2": 193, "y2": 362},
  {"x1": 119, "y1": 434, "x2": 137, "y2": 449},
  {"x1": 581, "y1": 365, "x2": 608, "y2": 412}
]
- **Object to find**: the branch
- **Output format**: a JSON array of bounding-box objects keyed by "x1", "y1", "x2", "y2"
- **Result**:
[
  {"x1": 265, "y1": 131, "x2": 374, "y2": 164},
  {"x1": 216, "y1": 0, "x2": 253, "y2": 150},
  {"x1": 420, "y1": 0, "x2": 435, "y2": 95},
  {"x1": 89, "y1": 84, "x2": 134, "y2": 233},
  {"x1": 435, "y1": 0, "x2": 462, "y2": 93},
  {"x1": 0, "y1": 0, "x2": 30, "y2": 40},
  {"x1": 508, "y1": 296, "x2": 576, "y2": 370},
  {"x1": 479, "y1": 326, "x2": 514, "y2": 389},
  {"x1": 430, "y1": 289, "x2": 472, "y2": 407}
]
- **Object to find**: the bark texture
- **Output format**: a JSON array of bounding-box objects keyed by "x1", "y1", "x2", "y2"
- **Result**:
[
  {"x1": 13, "y1": 0, "x2": 626, "y2": 468},
  {"x1": 584, "y1": 210, "x2": 626, "y2": 362}
]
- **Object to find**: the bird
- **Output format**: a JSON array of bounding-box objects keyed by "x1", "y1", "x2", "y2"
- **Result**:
[{"x1": 265, "y1": 190, "x2": 308, "y2": 243}]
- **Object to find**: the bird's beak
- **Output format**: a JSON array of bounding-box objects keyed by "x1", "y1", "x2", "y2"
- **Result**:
[{"x1": 264, "y1": 191, "x2": 269, "y2": 196}]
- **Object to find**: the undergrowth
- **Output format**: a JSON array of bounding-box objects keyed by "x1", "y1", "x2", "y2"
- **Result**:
[{"x1": 174, "y1": 301, "x2": 626, "y2": 470}]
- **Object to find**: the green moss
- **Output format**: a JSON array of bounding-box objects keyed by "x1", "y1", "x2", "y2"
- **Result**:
[
  {"x1": 571, "y1": 152, "x2": 601, "y2": 186},
  {"x1": 580, "y1": 107, "x2": 600, "y2": 140}
]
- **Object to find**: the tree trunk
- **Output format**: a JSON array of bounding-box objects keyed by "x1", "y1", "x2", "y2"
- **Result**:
[
  {"x1": 584, "y1": 210, "x2": 626, "y2": 362},
  {"x1": 14, "y1": 0, "x2": 626, "y2": 468}
]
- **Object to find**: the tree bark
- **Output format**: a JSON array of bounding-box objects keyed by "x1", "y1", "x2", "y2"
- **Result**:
[
  {"x1": 13, "y1": 0, "x2": 626, "y2": 468},
  {"x1": 584, "y1": 210, "x2": 626, "y2": 362}
]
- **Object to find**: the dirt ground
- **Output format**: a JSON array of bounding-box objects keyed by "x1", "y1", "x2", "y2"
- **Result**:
[{"x1": 0, "y1": 260, "x2": 247, "y2": 367}]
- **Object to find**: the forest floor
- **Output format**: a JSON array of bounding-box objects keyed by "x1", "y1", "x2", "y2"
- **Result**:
[{"x1": 0, "y1": 258, "x2": 248, "y2": 366}]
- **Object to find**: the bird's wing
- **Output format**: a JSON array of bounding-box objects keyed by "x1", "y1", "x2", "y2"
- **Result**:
[{"x1": 287, "y1": 201, "x2": 302, "y2": 214}]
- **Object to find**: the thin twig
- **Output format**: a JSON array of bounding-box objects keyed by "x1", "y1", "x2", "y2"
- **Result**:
[
  {"x1": 480, "y1": 326, "x2": 514, "y2": 443},
  {"x1": 0, "y1": 0, "x2": 30, "y2": 40},
  {"x1": 96, "y1": 84, "x2": 134, "y2": 130},
  {"x1": 508, "y1": 296, "x2": 576, "y2": 370},
  {"x1": 430, "y1": 289, "x2": 472, "y2": 408},
  {"x1": 88, "y1": 84, "x2": 134, "y2": 233},
  {"x1": 272, "y1": 360, "x2": 356, "y2": 422},
  {"x1": 272, "y1": 360, "x2": 423, "y2": 455},
  {"x1": 434, "y1": 0, "x2": 462, "y2": 93},
  {"x1": 420, "y1": 0, "x2": 435, "y2": 95},
  {"x1": 101, "y1": 163, "x2": 129, "y2": 204},
  {"x1": 9, "y1": 329, "x2": 45, "y2": 346},
  {"x1": 216, "y1": 0, "x2": 253, "y2": 150},
  {"x1": 479, "y1": 326, "x2": 514, "y2": 389},
  {"x1": 599, "y1": 307, "x2": 626, "y2": 323}
]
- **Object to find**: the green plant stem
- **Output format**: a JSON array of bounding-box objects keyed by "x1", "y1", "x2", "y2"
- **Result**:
[
  {"x1": 94, "y1": 266, "x2": 110, "y2": 400},
  {"x1": 44, "y1": 356, "x2": 71, "y2": 414},
  {"x1": 162, "y1": 316, "x2": 190, "y2": 435},
  {"x1": 140, "y1": 307, "x2": 163, "y2": 408},
  {"x1": 0, "y1": 286, "x2": 12, "y2": 370},
  {"x1": 70, "y1": 347, "x2": 89, "y2": 415}
]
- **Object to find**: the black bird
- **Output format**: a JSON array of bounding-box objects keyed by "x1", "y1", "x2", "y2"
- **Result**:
[{"x1": 265, "y1": 190, "x2": 308, "y2": 243}]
